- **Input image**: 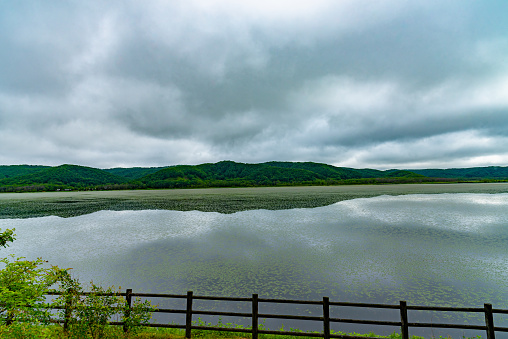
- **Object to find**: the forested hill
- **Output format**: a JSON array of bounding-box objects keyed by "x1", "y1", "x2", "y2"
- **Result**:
[
  {"x1": 411, "y1": 166, "x2": 508, "y2": 179},
  {"x1": 0, "y1": 165, "x2": 50, "y2": 179},
  {"x1": 0, "y1": 161, "x2": 506, "y2": 192},
  {"x1": 0, "y1": 164, "x2": 127, "y2": 191},
  {"x1": 264, "y1": 162, "x2": 420, "y2": 179},
  {"x1": 104, "y1": 166, "x2": 168, "y2": 180}
]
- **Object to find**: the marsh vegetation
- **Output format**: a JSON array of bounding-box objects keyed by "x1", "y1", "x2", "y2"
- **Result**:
[{"x1": 1, "y1": 183, "x2": 508, "y2": 218}]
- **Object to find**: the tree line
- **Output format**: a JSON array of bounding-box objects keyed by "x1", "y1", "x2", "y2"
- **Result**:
[{"x1": 1, "y1": 161, "x2": 506, "y2": 192}]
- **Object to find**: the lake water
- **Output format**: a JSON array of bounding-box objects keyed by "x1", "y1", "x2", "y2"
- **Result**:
[{"x1": 1, "y1": 189, "x2": 508, "y2": 337}]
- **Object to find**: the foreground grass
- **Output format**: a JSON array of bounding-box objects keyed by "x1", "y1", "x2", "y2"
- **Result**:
[{"x1": 0, "y1": 323, "x2": 483, "y2": 339}]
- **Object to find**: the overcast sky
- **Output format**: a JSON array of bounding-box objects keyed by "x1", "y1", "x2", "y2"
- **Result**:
[{"x1": 1, "y1": 1, "x2": 507, "y2": 169}]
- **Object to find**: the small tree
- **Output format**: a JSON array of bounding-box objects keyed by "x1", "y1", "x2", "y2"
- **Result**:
[
  {"x1": 1, "y1": 227, "x2": 155, "y2": 336},
  {"x1": 1, "y1": 228, "x2": 68, "y2": 325},
  {"x1": 0, "y1": 255, "x2": 64, "y2": 324}
]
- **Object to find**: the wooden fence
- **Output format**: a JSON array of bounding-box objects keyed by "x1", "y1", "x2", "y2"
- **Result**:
[{"x1": 42, "y1": 290, "x2": 508, "y2": 339}]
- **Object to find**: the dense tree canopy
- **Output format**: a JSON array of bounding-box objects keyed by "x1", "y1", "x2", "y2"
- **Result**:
[{"x1": 1, "y1": 161, "x2": 506, "y2": 192}]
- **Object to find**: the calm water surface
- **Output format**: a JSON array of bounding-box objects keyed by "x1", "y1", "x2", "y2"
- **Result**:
[{"x1": 2, "y1": 193, "x2": 508, "y2": 336}]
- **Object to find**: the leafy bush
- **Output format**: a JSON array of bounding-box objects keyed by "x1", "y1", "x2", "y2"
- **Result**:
[
  {"x1": 50, "y1": 271, "x2": 155, "y2": 338},
  {"x1": 1, "y1": 228, "x2": 67, "y2": 325},
  {"x1": 0, "y1": 228, "x2": 15, "y2": 248},
  {"x1": 1, "y1": 227, "x2": 155, "y2": 338},
  {"x1": 0, "y1": 255, "x2": 64, "y2": 325}
]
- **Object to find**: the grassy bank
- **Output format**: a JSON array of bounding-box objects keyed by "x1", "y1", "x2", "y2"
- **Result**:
[{"x1": 0, "y1": 322, "x2": 483, "y2": 339}]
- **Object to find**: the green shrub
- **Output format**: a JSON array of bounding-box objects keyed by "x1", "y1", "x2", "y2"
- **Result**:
[
  {"x1": 50, "y1": 271, "x2": 156, "y2": 338},
  {"x1": 0, "y1": 254, "x2": 65, "y2": 325}
]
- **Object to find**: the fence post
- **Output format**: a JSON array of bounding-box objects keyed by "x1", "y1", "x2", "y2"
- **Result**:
[
  {"x1": 186, "y1": 291, "x2": 193, "y2": 339},
  {"x1": 323, "y1": 297, "x2": 330, "y2": 339},
  {"x1": 484, "y1": 303, "x2": 495, "y2": 339},
  {"x1": 123, "y1": 288, "x2": 132, "y2": 333},
  {"x1": 400, "y1": 301, "x2": 409, "y2": 339},
  {"x1": 63, "y1": 288, "x2": 75, "y2": 333},
  {"x1": 252, "y1": 294, "x2": 259, "y2": 339}
]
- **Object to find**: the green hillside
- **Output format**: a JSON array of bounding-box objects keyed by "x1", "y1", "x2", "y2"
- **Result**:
[
  {"x1": 264, "y1": 161, "x2": 364, "y2": 179},
  {"x1": 0, "y1": 164, "x2": 127, "y2": 191},
  {"x1": 136, "y1": 161, "x2": 431, "y2": 189},
  {"x1": 137, "y1": 161, "x2": 324, "y2": 188},
  {"x1": 0, "y1": 165, "x2": 49, "y2": 179},
  {"x1": 412, "y1": 166, "x2": 508, "y2": 179},
  {"x1": 265, "y1": 162, "x2": 424, "y2": 179},
  {"x1": 384, "y1": 169, "x2": 426, "y2": 178},
  {"x1": 104, "y1": 166, "x2": 168, "y2": 180},
  {"x1": 1, "y1": 161, "x2": 507, "y2": 192}
]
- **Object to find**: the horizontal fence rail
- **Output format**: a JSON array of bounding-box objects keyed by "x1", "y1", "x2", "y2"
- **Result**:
[{"x1": 36, "y1": 290, "x2": 508, "y2": 339}]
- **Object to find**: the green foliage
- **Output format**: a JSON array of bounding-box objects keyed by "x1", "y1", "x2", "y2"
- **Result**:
[
  {"x1": 0, "y1": 263, "x2": 155, "y2": 337},
  {"x1": 50, "y1": 271, "x2": 155, "y2": 338},
  {"x1": 265, "y1": 161, "x2": 365, "y2": 179},
  {"x1": 0, "y1": 322, "x2": 56, "y2": 338},
  {"x1": 127, "y1": 318, "x2": 484, "y2": 339},
  {"x1": 0, "y1": 225, "x2": 154, "y2": 338},
  {"x1": 0, "y1": 313, "x2": 487, "y2": 339},
  {"x1": 412, "y1": 166, "x2": 508, "y2": 179},
  {"x1": 383, "y1": 170, "x2": 426, "y2": 178},
  {"x1": 0, "y1": 228, "x2": 15, "y2": 248},
  {"x1": 139, "y1": 161, "x2": 345, "y2": 188},
  {"x1": 123, "y1": 297, "x2": 154, "y2": 335},
  {"x1": 0, "y1": 164, "x2": 128, "y2": 192},
  {"x1": 63, "y1": 285, "x2": 123, "y2": 339},
  {"x1": 1, "y1": 226, "x2": 65, "y2": 326},
  {"x1": 0, "y1": 165, "x2": 50, "y2": 180},
  {"x1": 0, "y1": 254, "x2": 65, "y2": 325},
  {"x1": 104, "y1": 166, "x2": 168, "y2": 180},
  {"x1": 2, "y1": 161, "x2": 508, "y2": 192}
]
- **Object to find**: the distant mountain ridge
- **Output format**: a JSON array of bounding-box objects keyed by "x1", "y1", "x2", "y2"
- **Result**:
[
  {"x1": 0, "y1": 161, "x2": 506, "y2": 192},
  {"x1": 410, "y1": 166, "x2": 508, "y2": 179}
]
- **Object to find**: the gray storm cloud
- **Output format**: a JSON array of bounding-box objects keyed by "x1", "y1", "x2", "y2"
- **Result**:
[{"x1": 0, "y1": 0, "x2": 507, "y2": 169}]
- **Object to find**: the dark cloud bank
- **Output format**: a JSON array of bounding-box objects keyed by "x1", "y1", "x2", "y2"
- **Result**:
[{"x1": 1, "y1": 1, "x2": 507, "y2": 169}]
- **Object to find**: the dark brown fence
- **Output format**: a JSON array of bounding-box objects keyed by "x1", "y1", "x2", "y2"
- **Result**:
[{"x1": 43, "y1": 290, "x2": 508, "y2": 339}]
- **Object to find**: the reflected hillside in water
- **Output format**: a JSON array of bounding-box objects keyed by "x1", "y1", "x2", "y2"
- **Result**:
[{"x1": 1, "y1": 183, "x2": 508, "y2": 219}]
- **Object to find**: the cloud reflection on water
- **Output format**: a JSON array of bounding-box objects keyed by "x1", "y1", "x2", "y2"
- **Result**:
[{"x1": 2, "y1": 194, "x2": 507, "y2": 310}]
